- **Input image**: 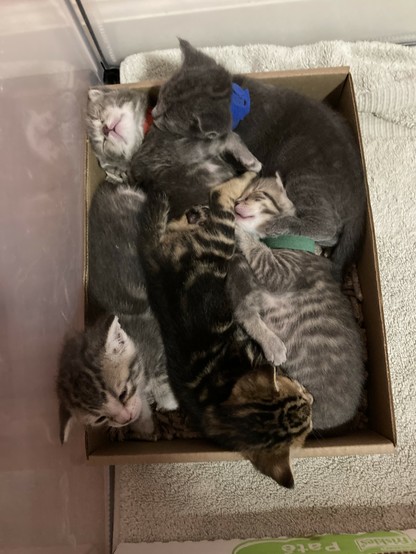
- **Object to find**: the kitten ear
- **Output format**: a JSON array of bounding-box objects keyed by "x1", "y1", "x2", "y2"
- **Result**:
[
  {"x1": 59, "y1": 402, "x2": 74, "y2": 444},
  {"x1": 245, "y1": 446, "x2": 295, "y2": 489},
  {"x1": 178, "y1": 38, "x2": 199, "y2": 64},
  {"x1": 105, "y1": 315, "x2": 129, "y2": 356},
  {"x1": 151, "y1": 102, "x2": 163, "y2": 119},
  {"x1": 88, "y1": 88, "x2": 104, "y2": 102},
  {"x1": 274, "y1": 171, "x2": 286, "y2": 191},
  {"x1": 178, "y1": 37, "x2": 215, "y2": 68}
]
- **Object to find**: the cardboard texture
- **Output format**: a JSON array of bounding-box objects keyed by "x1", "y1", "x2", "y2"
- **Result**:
[
  {"x1": 113, "y1": 531, "x2": 416, "y2": 554},
  {"x1": 84, "y1": 68, "x2": 396, "y2": 464}
]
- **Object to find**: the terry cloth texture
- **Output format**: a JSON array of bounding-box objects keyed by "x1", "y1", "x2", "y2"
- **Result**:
[{"x1": 117, "y1": 41, "x2": 416, "y2": 542}]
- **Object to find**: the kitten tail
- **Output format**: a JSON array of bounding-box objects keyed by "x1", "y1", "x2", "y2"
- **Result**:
[
  {"x1": 331, "y1": 212, "x2": 366, "y2": 280},
  {"x1": 59, "y1": 402, "x2": 73, "y2": 444}
]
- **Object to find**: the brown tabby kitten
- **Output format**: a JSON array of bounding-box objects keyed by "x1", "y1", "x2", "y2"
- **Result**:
[{"x1": 139, "y1": 171, "x2": 313, "y2": 488}]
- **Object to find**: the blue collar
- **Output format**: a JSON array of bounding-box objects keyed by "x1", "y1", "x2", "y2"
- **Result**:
[{"x1": 230, "y1": 82, "x2": 250, "y2": 130}]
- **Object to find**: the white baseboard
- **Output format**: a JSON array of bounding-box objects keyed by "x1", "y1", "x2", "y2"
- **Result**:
[{"x1": 81, "y1": 0, "x2": 416, "y2": 64}]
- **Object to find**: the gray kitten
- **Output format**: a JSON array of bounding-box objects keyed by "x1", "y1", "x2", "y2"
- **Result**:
[
  {"x1": 128, "y1": 49, "x2": 261, "y2": 218},
  {"x1": 227, "y1": 174, "x2": 365, "y2": 433},
  {"x1": 151, "y1": 39, "x2": 366, "y2": 279},
  {"x1": 86, "y1": 87, "x2": 154, "y2": 184},
  {"x1": 129, "y1": 128, "x2": 261, "y2": 218},
  {"x1": 87, "y1": 180, "x2": 148, "y2": 315},
  {"x1": 57, "y1": 180, "x2": 177, "y2": 442}
]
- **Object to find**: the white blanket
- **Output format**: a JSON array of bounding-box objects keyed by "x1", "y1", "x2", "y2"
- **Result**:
[{"x1": 118, "y1": 41, "x2": 416, "y2": 541}]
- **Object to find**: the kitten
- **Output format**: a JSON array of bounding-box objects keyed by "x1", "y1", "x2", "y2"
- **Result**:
[
  {"x1": 86, "y1": 87, "x2": 155, "y2": 184},
  {"x1": 150, "y1": 38, "x2": 367, "y2": 279},
  {"x1": 227, "y1": 173, "x2": 365, "y2": 433},
  {"x1": 127, "y1": 51, "x2": 261, "y2": 217},
  {"x1": 57, "y1": 179, "x2": 177, "y2": 443},
  {"x1": 87, "y1": 179, "x2": 148, "y2": 316},
  {"x1": 129, "y1": 127, "x2": 261, "y2": 218},
  {"x1": 138, "y1": 171, "x2": 313, "y2": 488},
  {"x1": 57, "y1": 314, "x2": 176, "y2": 443}
]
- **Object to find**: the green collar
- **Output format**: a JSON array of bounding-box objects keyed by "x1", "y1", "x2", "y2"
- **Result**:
[{"x1": 260, "y1": 235, "x2": 316, "y2": 253}]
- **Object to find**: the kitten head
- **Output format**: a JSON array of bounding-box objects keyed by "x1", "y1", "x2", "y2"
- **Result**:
[
  {"x1": 205, "y1": 366, "x2": 313, "y2": 488},
  {"x1": 57, "y1": 315, "x2": 145, "y2": 443},
  {"x1": 86, "y1": 88, "x2": 148, "y2": 182},
  {"x1": 235, "y1": 172, "x2": 296, "y2": 236},
  {"x1": 152, "y1": 38, "x2": 232, "y2": 139}
]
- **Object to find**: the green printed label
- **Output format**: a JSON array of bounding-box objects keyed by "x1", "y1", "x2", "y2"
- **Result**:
[{"x1": 233, "y1": 531, "x2": 416, "y2": 554}]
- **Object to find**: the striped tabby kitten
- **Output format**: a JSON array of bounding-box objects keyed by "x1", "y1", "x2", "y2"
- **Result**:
[
  {"x1": 229, "y1": 174, "x2": 365, "y2": 433},
  {"x1": 57, "y1": 313, "x2": 176, "y2": 443},
  {"x1": 57, "y1": 180, "x2": 177, "y2": 443},
  {"x1": 139, "y1": 172, "x2": 313, "y2": 487}
]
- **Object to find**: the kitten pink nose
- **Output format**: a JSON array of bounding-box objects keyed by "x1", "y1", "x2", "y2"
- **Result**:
[
  {"x1": 103, "y1": 124, "x2": 110, "y2": 136},
  {"x1": 114, "y1": 408, "x2": 132, "y2": 425}
]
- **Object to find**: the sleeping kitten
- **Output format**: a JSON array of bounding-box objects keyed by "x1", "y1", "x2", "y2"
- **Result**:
[
  {"x1": 227, "y1": 173, "x2": 365, "y2": 433},
  {"x1": 86, "y1": 87, "x2": 155, "y2": 183},
  {"x1": 129, "y1": 127, "x2": 261, "y2": 218},
  {"x1": 150, "y1": 38, "x2": 366, "y2": 279},
  {"x1": 138, "y1": 171, "x2": 313, "y2": 488},
  {"x1": 87, "y1": 179, "x2": 148, "y2": 316},
  {"x1": 57, "y1": 313, "x2": 176, "y2": 443},
  {"x1": 57, "y1": 179, "x2": 177, "y2": 443},
  {"x1": 127, "y1": 52, "x2": 261, "y2": 217}
]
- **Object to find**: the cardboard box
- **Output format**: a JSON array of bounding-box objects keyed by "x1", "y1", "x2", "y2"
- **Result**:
[
  {"x1": 112, "y1": 531, "x2": 416, "y2": 554},
  {"x1": 84, "y1": 67, "x2": 396, "y2": 464}
]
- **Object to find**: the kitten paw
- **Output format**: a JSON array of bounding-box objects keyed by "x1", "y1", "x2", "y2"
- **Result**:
[
  {"x1": 239, "y1": 154, "x2": 262, "y2": 173},
  {"x1": 106, "y1": 169, "x2": 128, "y2": 184},
  {"x1": 156, "y1": 395, "x2": 179, "y2": 412},
  {"x1": 261, "y1": 335, "x2": 287, "y2": 366},
  {"x1": 247, "y1": 157, "x2": 262, "y2": 173},
  {"x1": 108, "y1": 426, "x2": 129, "y2": 442},
  {"x1": 135, "y1": 415, "x2": 155, "y2": 436},
  {"x1": 185, "y1": 205, "x2": 210, "y2": 225}
]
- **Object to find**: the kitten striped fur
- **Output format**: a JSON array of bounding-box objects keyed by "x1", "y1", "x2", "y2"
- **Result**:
[{"x1": 139, "y1": 172, "x2": 313, "y2": 488}]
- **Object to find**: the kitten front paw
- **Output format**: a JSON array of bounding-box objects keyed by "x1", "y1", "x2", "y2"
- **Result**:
[
  {"x1": 106, "y1": 169, "x2": 128, "y2": 184},
  {"x1": 185, "y1": 205, "x2": 210, "y2": 225},
  {"x1": 135, "y1": 414, "x2": 155, "y2": 436},
  {"x1": 156, "y1": 395, "x2": 179, "y2": 412},
  {"x1": 244, "y1": 156, "x2": 262, "y2": 173},
  {"x1": 108, "y1": 425, "x2": 129, "y2": 442},
  {"x1": 261, "y1": 334, "x2": 287, "y2": 366}
]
